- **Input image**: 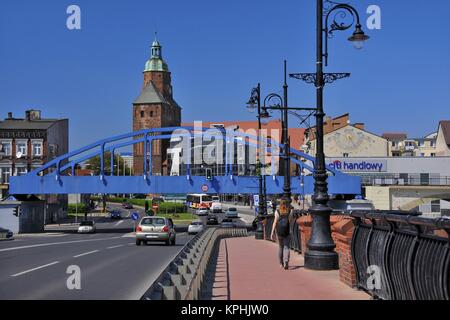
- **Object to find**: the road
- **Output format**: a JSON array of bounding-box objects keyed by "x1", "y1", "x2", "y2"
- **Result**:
[{"x1": 0, "y1": 205, "x2": 193, "y2": 300}]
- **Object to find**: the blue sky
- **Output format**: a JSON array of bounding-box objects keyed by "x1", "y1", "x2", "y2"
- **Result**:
[{"x1": 1, "y1": 0, "x2": 449, "y2": 149}]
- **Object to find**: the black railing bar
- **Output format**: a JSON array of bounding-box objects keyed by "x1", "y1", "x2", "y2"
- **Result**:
[{"x1": 348, "y1": 211, "x2": 450, "y2": 231}]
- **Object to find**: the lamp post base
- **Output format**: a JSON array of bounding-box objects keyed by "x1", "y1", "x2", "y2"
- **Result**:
[
  {"x1": 255, "y1": 220, "x2": 265, "y2": 240},
  {"x1": 304, "y1": 250, "x2": 339, "y2": 270}
]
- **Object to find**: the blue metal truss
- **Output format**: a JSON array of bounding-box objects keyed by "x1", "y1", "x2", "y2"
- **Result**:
[{"x1": 9, "y1": 127, "x2": 361, "y2": 195}]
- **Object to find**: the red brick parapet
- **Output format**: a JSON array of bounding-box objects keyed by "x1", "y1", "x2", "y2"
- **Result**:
[{"x1": 298, "y1": 215, "x2": 357, "y2": 288}]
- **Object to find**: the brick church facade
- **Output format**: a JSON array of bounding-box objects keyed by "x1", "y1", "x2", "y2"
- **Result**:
[{"x1": 133, "y1": 38, "x2": 181, "y2": 175}]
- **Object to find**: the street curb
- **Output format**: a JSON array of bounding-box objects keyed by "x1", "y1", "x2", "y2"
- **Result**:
[{"x1": 141, "y1": 227, "x2": 248, "y2": 300}]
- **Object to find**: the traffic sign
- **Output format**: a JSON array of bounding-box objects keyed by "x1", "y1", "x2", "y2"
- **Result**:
[
  {"x1": 201, "y1": 184, "x2": 209, "y2": 193},
  {"x1": 253, "y1": 194, "x2": 259, "y2": 206},
  {"x1": 131, "y1": 212, "x2": 139, "y2": 221}
]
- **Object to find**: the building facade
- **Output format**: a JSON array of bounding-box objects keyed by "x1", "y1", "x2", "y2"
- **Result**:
[
  {"x1": 435, "y1": 121, "x2": 450, "y2": 156},
  {"x1": 307, "y1": 124, "x2": 388, "y2": 158},
  {"x1": 0, "y1": 110, "x2": 69, "y2": 199},
  {"x1": 133, "y1": 38, "x2": 182, "y2": 176}
]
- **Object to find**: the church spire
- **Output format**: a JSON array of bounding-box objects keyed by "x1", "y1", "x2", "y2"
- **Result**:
[{"x1": 144, "y1": 34, "x2": 168, "y2": 72}]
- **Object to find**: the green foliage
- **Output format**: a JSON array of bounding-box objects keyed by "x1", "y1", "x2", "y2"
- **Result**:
[
  {"x1": 85, "y1": 152, "x2": 131, "y2": 176},
  {"x1": 68, "y1": 203, "x2": 88, "y2": 214}
]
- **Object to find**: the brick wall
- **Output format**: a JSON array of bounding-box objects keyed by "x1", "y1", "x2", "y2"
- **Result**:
[{"x1": 298, "y1": 215, "x2": 357, "y2": 288}]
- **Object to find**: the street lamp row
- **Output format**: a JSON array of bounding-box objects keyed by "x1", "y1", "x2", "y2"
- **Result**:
[{"x1": 246, "y1": 0, "x2": 369, "y2": 270}]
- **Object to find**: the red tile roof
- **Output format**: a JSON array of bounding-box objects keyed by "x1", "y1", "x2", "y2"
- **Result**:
[{"x1": 381, "y1": 133, "x2": 408, "y2": 140}]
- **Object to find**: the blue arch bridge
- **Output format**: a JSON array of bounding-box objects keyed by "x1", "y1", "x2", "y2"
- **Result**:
[{"x1": 9, "y1": 127, "x2": 361, "y2": 196}]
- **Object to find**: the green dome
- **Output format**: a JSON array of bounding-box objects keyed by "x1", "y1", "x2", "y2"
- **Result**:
[
  {"x1": 144, "y1": 58, "x2": 168, "y2": 72},
  {"x1": 144, "y1": 37, "x2": 168, "y2": 72}
]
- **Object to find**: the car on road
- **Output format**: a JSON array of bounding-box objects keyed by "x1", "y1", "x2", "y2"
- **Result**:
[
  {"x1": 206, "y1": 215, "x2": 219, "y2": 226},
  {"x1": 211, "y1": 201, "x2": 222, "y2": 213},
  {"x1": 135, "y1": 216, "x2": 176, "y2": 246},
  {"x1": 122, "y1": 202, "x2": 133, "y2": 209},
  {"x1": 77, "y1": 220, "x2": 96, "y2": 234},
  {"x1": 188, "y1": 220, "x2": 204, "y2": 235},
  {"x1": 196, "y1": 208, "x2": 209, "y2": 216},
  {"x1": 221, "y1": 218, "x2": 235, "y2": 228},
  {"x1": 110, "y1": 210, "x2": 122, "y2": 219},
  {"x1": 225, "y1": 207, "x2": 239, "y2": 219},
  {"x1": 0, "y1": 227, "x2": 13, "y2": 239}
]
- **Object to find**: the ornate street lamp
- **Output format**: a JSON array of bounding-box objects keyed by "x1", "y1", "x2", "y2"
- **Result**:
[
  {"x1": 247, "y1": 83, "x2": 266, "y2": 240},
  {"x1": 290, "y1": 0, "x2": 369, "y2": 271}
]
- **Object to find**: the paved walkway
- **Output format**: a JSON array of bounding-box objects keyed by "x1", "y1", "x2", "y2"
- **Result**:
[{"x1": 211, "y1": 236, "x2": 369, "y2": 300}]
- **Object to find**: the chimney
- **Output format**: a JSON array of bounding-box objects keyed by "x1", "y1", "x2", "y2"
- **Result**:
[
  {"x1": 25, "y1": 109, "x2": 41, "y2": 121},
  {"x1": 7, "y1": 112, "x2": 13, "y2": 119}
]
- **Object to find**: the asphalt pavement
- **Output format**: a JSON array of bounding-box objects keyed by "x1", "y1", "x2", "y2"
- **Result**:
[{"x1": 0, "y1": 205, "x2": 193, "y2": 300}]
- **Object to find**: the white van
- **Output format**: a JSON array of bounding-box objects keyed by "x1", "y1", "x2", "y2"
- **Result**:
[{"x1": 211, "y1": 201, "x2": 222, "y2": 213}]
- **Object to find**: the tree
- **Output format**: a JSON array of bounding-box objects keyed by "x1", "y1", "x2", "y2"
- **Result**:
[{"x1": 85, "y1": 152, "x2": 131, "y2": 176}]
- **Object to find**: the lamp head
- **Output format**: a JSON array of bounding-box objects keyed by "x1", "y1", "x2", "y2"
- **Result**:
[
  {"x1": 260, "y1": 107, "x2": 271, "y2": 119},
  {"x1": 348, "y1": 24, "x2": 369, "y2": 50}
]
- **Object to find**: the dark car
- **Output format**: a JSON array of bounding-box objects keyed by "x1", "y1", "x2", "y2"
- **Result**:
[
  {"x1": 206, "y1": 215, "x2": 219, "y2": 226},
  {"x1": 110, "y1": 210, "x2": 122, "y2": 219},
  {"x1": 221, "y1": 218, "x2": 235, "y2": 228},
  {"x1": 122, "y1": 202, "x2": 133, "y2": 209},
  {"x1": 0, "y1": 227, "x2": 13, "y2": 239}
]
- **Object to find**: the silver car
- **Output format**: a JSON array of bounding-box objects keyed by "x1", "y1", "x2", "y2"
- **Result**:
[
  {"x1": 188, "y1": 220, "x2": 204, "y2": 235},
  {"x1": 135, "y1": 216, "x2": 176, "y2": 246},
  {"x1": 77, "y1": 220, "x2": 96, "y2": 234}
]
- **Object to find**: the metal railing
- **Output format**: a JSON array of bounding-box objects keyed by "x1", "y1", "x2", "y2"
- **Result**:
[
  {"x1": 360, "y1": 175, "x2": 450, "y2": 187},
  {"x1": 141, "y1": 227, "x2": 248, "y2": 300},
  {"x1": 263, "y1": 211, "x2": 303, "y2": 253},
  {"x1": 348, "y1": 211, "x2": 450, "y2": 300}
]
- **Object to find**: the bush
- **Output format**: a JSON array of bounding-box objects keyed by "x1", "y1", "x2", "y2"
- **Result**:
[
  {"x1": 68, "y1": 203, "x2": 88, "y2": 214},
  {"x1": 156, "y1": 202, "x2": 185, "y2": 214}
]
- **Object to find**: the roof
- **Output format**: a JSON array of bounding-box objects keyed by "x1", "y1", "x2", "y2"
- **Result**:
[
  {"x1": 0, "y1": 119, "x2": 64, "y2": 130},
  {"x1": 181, "y1": 119, "x2": 306, "y2": 150},
  {"x1": 381, "y1": 133, "x2": 408, "y2": 140},
  {"x1": 439, "y1": 121, "x2": 450, "y2": 146},
  {"x1": 134, "y1": 81, "x2": 169, "y2": 105}
]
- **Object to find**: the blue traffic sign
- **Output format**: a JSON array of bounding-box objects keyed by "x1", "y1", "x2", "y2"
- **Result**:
[{"x1": 131, "y1": 212, "x2": 139, "y2": 221}]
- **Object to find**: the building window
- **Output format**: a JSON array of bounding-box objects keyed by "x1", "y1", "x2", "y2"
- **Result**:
[
  {"x1": 430, "y1": 141, "x2": 436, "y2": 147},
  {"x1": 32, "y1": 142, "x2": 42, "y2": 156},
  {"x1": 343, "y1": 153, "x2": 349, "y2": 158},
  {"x1": 420, "y1": 153, "x2": 425, "y2": 157},
  {"x1": 392, "y1": 141, "x2": 397, "y2": 147},
  {"x1": 16, "y1": 141, "x2": 27, "y2": 156},
  {"x1": 140, "y1": 110, "x2": 145, "y2": 118},
  {"x1": 431, "y1": 153, "x2": 436, "y2": 157},
  {"x1": 0, "y1": 141, "x2": 12, "y2": 156},
  {"x1": 0, "y1": 167, "x2": 11, "y2": 184},
  {"x1": 15, "y1": 167, "x2": 27, "y2": 176},
  {"x1": 150, "y1": 111, "x2": 154, "y2": 117}
]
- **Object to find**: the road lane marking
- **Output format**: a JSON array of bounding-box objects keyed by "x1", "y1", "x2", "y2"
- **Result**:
[
  {"x1": 11, "y1": 261, "x2": 60, "y2": 277},
  {"x1": 107, "y1": 244, "x2": 125, "y2": 249},
  {"x1": 0, "y1": 236, "x2": 123, "y2": 253},
  {"x1": 114, "y1": 220, "x2": 124, "y2": 227},
  {"x1": 73, "y1": 250, "x2": 99, "y2": 258}
]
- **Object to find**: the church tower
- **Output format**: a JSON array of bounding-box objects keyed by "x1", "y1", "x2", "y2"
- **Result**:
[{"x1": 133, "y1": 37, "x2": 182, "y2": 176}]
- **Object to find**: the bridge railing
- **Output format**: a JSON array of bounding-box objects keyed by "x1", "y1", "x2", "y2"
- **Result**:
[{"x1": 348, "y1": 210, "x2": 450, "y2": 300}]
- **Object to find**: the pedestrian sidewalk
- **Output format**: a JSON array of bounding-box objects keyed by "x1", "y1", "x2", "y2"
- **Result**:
[{"x1": 210, "y1": 236, "x2": 369, "y2": 300}]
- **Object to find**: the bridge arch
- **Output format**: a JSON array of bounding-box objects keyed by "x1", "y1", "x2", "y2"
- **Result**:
[{"x1": 9, "y1": 127, "x2": 361, "y2": 196}]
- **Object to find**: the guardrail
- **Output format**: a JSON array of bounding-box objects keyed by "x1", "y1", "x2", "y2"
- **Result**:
[
  {"x1": 263, "y1": 211, "x2": 303, "y2": 253},
  {"x1": 348, "y1": 211, "x2": 450, "y2": 300},
  {"x1": 141, "y1": 227, "x2": 248, "y2": 300}
]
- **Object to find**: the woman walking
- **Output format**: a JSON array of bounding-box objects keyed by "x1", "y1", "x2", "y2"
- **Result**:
[{"x1": 271, "y1": 198, "x2": 291, "y2": 270}]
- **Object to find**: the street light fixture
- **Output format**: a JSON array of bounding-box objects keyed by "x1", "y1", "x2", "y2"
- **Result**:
[{"x1": 290, "y1": 0, "x2": 369, "y2": 271}]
